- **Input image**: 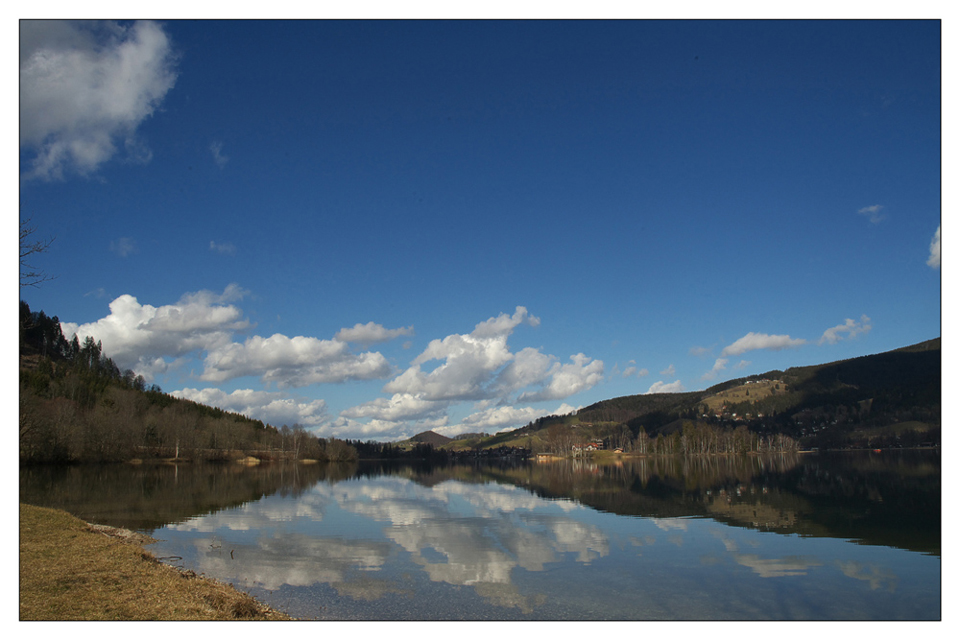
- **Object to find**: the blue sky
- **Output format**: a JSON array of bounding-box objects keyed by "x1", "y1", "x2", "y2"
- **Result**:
[{"x1": 18, "y1": 19, "x2": 942, "y2": 441}]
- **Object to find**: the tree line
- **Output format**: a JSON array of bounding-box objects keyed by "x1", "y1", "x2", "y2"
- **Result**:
[
  {"x1": 533, "y1": 420, "x2": 799, "y2": 456},
  {"x1": 20, "y1": 301, "x2": 358, "y2": 464}
]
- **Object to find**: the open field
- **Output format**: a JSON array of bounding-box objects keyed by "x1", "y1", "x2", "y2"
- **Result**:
[
  {"x1": 19, "y1": 503, "x2": 291, "y2": 620},
  {"x1": 701, "y1": 379, "x2": 785, "y2": 414}
]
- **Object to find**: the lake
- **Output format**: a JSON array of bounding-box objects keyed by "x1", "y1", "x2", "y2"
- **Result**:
[{"x1": 19, "y1": 451, "x2": 940, "y2": 620}]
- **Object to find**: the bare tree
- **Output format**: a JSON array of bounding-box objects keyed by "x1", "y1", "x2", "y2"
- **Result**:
[
  {"x1": 292, "y1": 424, "x2": 306, "y2": 460},
  {"x1": 20, "y1": 215, "x2": 56, "y2": 288}
]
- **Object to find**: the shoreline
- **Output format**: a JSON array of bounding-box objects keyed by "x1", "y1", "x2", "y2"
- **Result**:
[{"x1": 19, "y1": 503, "x2": 291, "y2": 621}]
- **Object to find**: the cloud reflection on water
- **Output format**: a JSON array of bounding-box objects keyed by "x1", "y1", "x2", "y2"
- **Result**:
[
  {"x1": 165, "y1": 475, "x2": 608, "y2": 613},
  {"x1": 155, "y1": 469, "x2": 926, "y2": 618},
  {"x1": 836, "y1": 560, "x2": 898, "y2": 592}
]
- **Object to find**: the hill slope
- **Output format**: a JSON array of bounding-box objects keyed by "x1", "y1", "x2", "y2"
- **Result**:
[
  {"x1": 19, "y1": 300, "x2": 358, "y2": 464},
  {"x1": 490, "y1": 338, "x2": 941, "y2": 451},
  {"x1": 409, "y1": 430, "x2": 453, "y2": 447}
]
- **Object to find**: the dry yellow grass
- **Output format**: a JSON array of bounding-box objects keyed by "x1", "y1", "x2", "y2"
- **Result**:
[
  {"x1": 701, "y1": 379, "x2": 783, "y2": 413},
  {"x1": 19, "y1": 503, "x2": 290, "y2": 620}
]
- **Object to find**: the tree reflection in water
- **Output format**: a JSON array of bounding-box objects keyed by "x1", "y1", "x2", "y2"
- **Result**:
[{"x1": 20, "y1": 451, "x2": 939, "y2": 620}]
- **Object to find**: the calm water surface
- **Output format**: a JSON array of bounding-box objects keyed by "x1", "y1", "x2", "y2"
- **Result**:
[{"x1": 20, "y1": 451, "x2": 940, "y2": 620}]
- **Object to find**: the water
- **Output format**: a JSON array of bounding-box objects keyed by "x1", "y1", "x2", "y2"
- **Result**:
[{"x1": 19, "y1": 451, "x2": 940, "y2": 620}]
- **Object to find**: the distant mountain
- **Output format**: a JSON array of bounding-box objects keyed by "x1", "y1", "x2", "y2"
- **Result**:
[{"x1": 409, "y1": 430, "x2": 453, "y2": 447}]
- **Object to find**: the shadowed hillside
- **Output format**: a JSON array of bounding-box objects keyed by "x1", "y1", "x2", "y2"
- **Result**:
[
  {"x1": 19, "y1": 300, "x2": 358, "y2": 464},
  {"x1": 405, "y1": 339, "x2": 940, "y2": 455}
]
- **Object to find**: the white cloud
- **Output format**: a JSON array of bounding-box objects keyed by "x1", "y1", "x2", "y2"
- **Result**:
[
  {"x1": 441, "y1": 403, "x2": 578, "y2": 438},
  {"x1": 518, "y1": 353, "x2": 604, "y2": 403},
  {"x1": 20, "y1": 20, "x2": 178, "y2": 179},
  {"x1": 210, "y1": 240, "x2": 236, "y2": 255},
  {"x1": 60, "y1": 285, "x2": 250, "y2": 375},
  {"x1": 341, "y1": 308, "x2": 601, "y2": 438},
  {"x1": 927, "y1": 225, "x2": 940, "y2": 268},
  {"x1": 326, "y1": 416, "x2": 407, "y2": 439},
  {"x1": 171, "y1": 387, "x2": 329, "y2": 428},
  {"x1": 201, "y1": 333, "x2": 392, "y2": 387},
  {"x1": 733, "y1": 360, "x2": 751, "y2": 370},
  {"x1": 858, "y1": 204, "x2": 885, "y2": 224},
  {"x1": 701, "y1": 358, "x2": 728, "y2": 381},
  {"x1": 646, "y1": 380, "x2": 684, "y2": 394},
  {"x1": 720, "y1": 332, "x2": 806, "y2": 357},
  {"x1": 110, "y1": 237, "x2": 136, "y2": 257},
  {"x1": 660, "y1": 364, "x2": 676, "y2": 377},
  {"x1": 621, "y1": 363, "x2": 649, "y2": 378},
  {"x1": 210, "y1": 140, "x2": 228, "y2": 168},
  {"x1": 60, "y1": 284, "x2": 394, "y2": 389},
  {"x1": 492, "y1": 347, "x2": 557, "y2": 395},
  {"x1": 384, "y1": 306, "x2": 541, "y2": 402},
  {"x1": 68, "y1": 298, "x2": 603, "y2": 441},
  {"x1": 471, "y1": 306, "x2": 540, "y2": 338},
  {"x1": 819, "y1": 315, "x2": 872, "y2": 345},
  {"x1": 689, "y1": 346, "x2": 711, "y2": 357},
  {"x1": 335, "y1": 321, "x2": 414, "y2": 346},
  {"x1": 451, "y1": 406, "x2": 548, "y2": 435},
  {"x1": 341, "y1": 393, "x2": 446, "y2": 423}
]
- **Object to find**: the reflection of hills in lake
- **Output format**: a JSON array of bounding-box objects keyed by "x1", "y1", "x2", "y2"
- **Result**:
[
  {"x1": 20, "y1": 451, "x2": 938, "y2": 556},
  {"x1": 385, "y1": 452, "x2": 940, "y2": 557},
  {"x1": 18, "y1": 461, "x2": 358, "y2": 530}
]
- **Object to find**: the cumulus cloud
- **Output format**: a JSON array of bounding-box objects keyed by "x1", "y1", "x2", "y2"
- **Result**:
[
  {"x1": 453, "y1": 406, "x2": 548, "y2": 434},
  {"x1": 660, "y1": 364, "x2": 676, "y2": 377},
  {"x1": 60, "y1": 284, "x2": 250, "y2": 376},
  {"x1": 341, "y1": 393, "x2": 447, "y2": 423},
  {"x1": 819, "y1": 315, "x2": 872, "y2": 345},
  {"x1": 201, "y1": 334, "x2": 392, "y2": 387},
  {"x1": 928, "y1": 225, "x2": 940, "y2": 269},
  {"x1": 335, "y1": 322, "x2": 414, "y2": 346},
  {"x1": 701, "y1": 358, "x2": 728, "y2": 381},
  {"x1": 446, "y1": 403, "x2": 578, "y2": 437},
  {"x1": 384, "y1": 307, "x2": 542, "y2": 402},
  {"x1": 621, "y1": 360, "x2": 649, "y2": 378},
  {"x1": 858, "y1": 204, "x2": 885, "y2": 224},
  {"x1": 346, "y1": 307, "x2": 603, "y2": 437},
  {"x1": 326, "y1": 416, "x2": 409, "y2": 439},
  {"x1": 20, "y1": 20, "x2": 178, "y2": 179},
  {"x1": 172, "y1": 387, "x2": 328, "y2": 427},
  {"x1": 518, "y1": 353, "x2": 604, "y2": 403},
  {"x1": 493, "y1": 347, "x2": 558, "y2": 396},
  {"x1": 646, "y1": 380, "x2": 684, "y2": 394},
  {"x1": 720, "y1": 332, "x2": 806, "y2": 357},
  {"x1": 471, "y1": 306, "x2": 540, "y2": 338},
  {"x1": 60, "y1": 284, "x2": 395, "y2": 389}
]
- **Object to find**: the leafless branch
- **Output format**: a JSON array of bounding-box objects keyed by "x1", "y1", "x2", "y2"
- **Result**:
[{"x1": 20, "y1": 215, "x2": 56, "y2": 288}]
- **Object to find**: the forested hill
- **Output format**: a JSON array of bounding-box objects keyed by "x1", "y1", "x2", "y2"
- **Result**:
[
  {"x1": 19, "y1": 300, "x2": 358, "y2": 464},
  {"x1": 512, "y1": 338, "x2": 940, "y2": 451},
  {"x1": 20, "y1": 296, "x2": 940, "y2": 461}
]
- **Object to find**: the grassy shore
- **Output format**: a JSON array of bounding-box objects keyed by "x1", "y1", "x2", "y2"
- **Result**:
[{"x1": 19, "y1": 503, "x2": 291, "y2": 620}]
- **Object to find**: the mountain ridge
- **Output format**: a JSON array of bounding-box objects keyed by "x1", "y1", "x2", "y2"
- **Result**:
[{"x1": 406, "y1": 338, "x2": 940, "y2": 452}]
